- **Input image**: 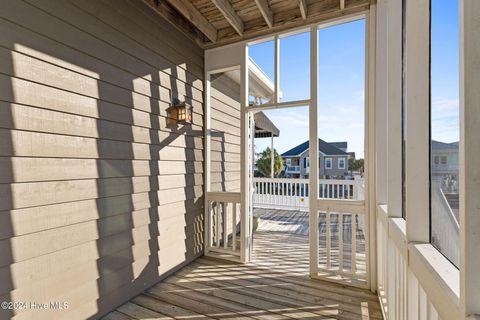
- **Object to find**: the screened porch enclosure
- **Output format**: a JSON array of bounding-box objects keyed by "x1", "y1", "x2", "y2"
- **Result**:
[
  {"x1": 204, "y1": 14, "x2": 373, "y2": 289},
  {"x1": 1, "y1": 0, "x2": 480, "y2": 319}
]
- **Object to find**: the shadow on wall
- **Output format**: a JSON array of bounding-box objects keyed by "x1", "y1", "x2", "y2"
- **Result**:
[
  {"x1": 0, "y1": 0, "x2": 204, "y2": 318},
  {"x1": 0, "y1": 40, "x2": 15, "y2": 320}
]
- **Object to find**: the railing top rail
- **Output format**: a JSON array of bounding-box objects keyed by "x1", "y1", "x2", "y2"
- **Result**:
[
  {"x1": 252, "y1": 177, "x2": 361, "y2": 184},
  {"x1": 317, "y1": 199, "x2": 366, "y2": 214},
  {"x1": 438, "y1": 187, "x2": 460, "y2": 229},
  {"x1": 253, "y1": 178, "x2": 309, "y2": 183},
  {"x1": 206, "y1": 191, "x2": 241, "y2": 203}
]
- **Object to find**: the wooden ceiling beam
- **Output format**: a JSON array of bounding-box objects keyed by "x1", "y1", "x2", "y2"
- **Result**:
[
  {"x1": 210, "y1": 0, "x2": 244, "y2": 36},
  {"x1": 340, "y1": 0, "x2": 345, "y2": 10},
  {"x1": 164, "y1": 0, "x2": 217, "y2": 42},
  {"x1": 254, "y1": 0, "x2": 274, "y2": 28},
  {"x1": 299, "y1": 0, "x2": 308, "y2": 20},
  {"x1": 206, "y1": 0, "x2": 370, "y2": 49}
]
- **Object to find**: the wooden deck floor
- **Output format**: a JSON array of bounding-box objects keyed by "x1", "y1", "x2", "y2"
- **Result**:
[
  {"x1": 104, "y1": 217, "x2": 381, "y2": 320},
  {"x1": 254, "y1": 208, "x2": 309, "y2": 236}
]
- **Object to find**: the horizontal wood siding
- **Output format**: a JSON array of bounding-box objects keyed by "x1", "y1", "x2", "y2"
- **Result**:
[
  {"x1": 210, "y1": 73, "x2": 241, "y2": 192},
  {"x1": 0, "y1": 0, "x2": 204, "y2": 319}
]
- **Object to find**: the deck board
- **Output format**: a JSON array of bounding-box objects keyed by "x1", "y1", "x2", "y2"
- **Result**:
[{"x1": 104, "y1": 210, "x2": 380, "y2": 320}]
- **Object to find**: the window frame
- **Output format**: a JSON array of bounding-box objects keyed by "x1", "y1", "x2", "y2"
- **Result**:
[
  {"x1": 338, "y1": 157, "x2": 346, "y2": 169},
  {"x1": 325, "y1": 157, "x2": 332, "y2": 169}
]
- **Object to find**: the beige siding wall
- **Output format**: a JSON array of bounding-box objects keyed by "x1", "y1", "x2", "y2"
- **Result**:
[
  {"x1": 0, "y1": 0, "x2": 203, "y2": 319},
  {"x1": 209, "y1": 73, "x2": 241, "y2": 192}
]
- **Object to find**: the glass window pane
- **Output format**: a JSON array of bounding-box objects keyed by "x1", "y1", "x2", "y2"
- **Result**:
[
  {"x1": 248, "y1": 40, "x2": 275, "y2": 106},
  {"x1": 279, "y1": 31, "x2": 310, "y2": 102},
  {"x1": 430, "y1": 0, "x2": 459, "y2": 268},
  {"x1": 318, "y1": 19, "x2": 365, "y2": 200}
]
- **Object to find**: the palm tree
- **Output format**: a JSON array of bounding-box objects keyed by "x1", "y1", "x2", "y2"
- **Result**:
[{"x1": 256, "y1": 147, "x2": 284, "y2": 178}]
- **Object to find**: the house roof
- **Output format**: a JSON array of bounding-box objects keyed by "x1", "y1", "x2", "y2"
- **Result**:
[
  {"x1": 432, "y1": 140, "x2": 459, "y2": 150},
  {"x1": 254, "y1": 111, "x2": 280, "y2": 138},
  {"x1": 281, "y1": 139, "x2": 348, "y2": 157},
  {"x1": 330, "y1": 141, "x2": 347, "y2": 150},
  {"x1": 223, "y1": 59, "x2": 276, "y2": 101}
]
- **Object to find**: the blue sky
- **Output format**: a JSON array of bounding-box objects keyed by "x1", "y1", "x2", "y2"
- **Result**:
[
  {"x1": 431, "y1": 0, "x2": 459, "y2": 144},
  {"x1": 251, "y1": 0, "x2": 459, "y2": 159}
]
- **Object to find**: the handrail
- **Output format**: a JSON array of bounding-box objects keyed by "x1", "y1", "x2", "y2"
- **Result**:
[{"x1": 206, "y1": 191, "x2": 241, "y2": 203}]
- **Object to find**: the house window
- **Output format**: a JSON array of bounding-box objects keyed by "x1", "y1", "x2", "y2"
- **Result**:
[
  {"x1": 325, "y1": 158, "x2": 332, "y2": 169},
  {"x1": 434, "y1": 156, "x2": 439, "y2": 165},
  {"x1": 440, "y1": 156, "x2": 447, "y2": 165},
  {"x1": 286, "y1": 158, "x2": 291, "y2": 166},
  {"x1": 338, "y1": 158, "x2": 345, "y2": 169}
]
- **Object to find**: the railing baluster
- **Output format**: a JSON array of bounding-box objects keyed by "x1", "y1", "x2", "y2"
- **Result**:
[
  {"x1": 326, "y1": 210, "x2": 331, "y2": 269},
  {"x1": 232, "y1": 203, "x2": 237, "y2": 251},
  {"x1": 215, "y1": 202, "x2": 220, "y2": 248},
  {"x1": 223, "y1": 202, "x2": 228, "y2": 249},
  {"x1": 351, "y1": 213, "x2": 357, "y2": 274},
  {"x1": 339, "y1": 213, "x2": 344, "y2": 271}
]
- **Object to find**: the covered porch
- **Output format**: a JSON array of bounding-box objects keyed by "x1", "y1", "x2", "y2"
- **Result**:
[{"x1": 1, "y1": 0, "x2": 479, "y2": 319}]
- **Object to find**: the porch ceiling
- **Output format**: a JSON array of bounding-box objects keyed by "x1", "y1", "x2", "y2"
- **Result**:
[{"x1": 143, "y1": 0, "x2": 373, "y2": 48}]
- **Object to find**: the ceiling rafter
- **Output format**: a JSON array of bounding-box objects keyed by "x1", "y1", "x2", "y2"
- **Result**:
[
  {"x1": 208, "y1": 1, "x2": 369, "y2": 48},
  {"x1": 299, "y1": 0, "x2": 308, "y2": 20},
  {"x1": 254, "y1": 0, "x2": 274, "y2": 28},
  {"x1": 144, "y1": 0, "x2": 371, "y2": 48},
  {"x1": 164, "y1": 0, "x2": 217, "y2": 42},
  {"x1": 210, "y1": 0, "x2": 244, "y2": 36}
]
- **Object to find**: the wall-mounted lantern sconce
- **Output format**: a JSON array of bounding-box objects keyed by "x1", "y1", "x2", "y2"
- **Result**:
[{"x1": 167, "y1": 98, "x2": 193, "y2": 125}]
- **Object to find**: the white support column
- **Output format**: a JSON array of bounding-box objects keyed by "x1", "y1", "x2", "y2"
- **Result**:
[
  {"x1": 405, "y1": 0, "x2": 430, "y2": 243},
  {"x1": 274, "y1": 35, "x2": 280, "y2": 104},
  {"x1": 204, "y1": 72, "x2": 212, "y2": 254},
  {"x1": 460, "y1": 0, "x2": 480, "y2": 316},
  {"x1": 240, "y1": 44, "x2": 251, "y2": 263},
  {"x1": 375, "y1": 0, "x2": 388, "y2": 206},
  {"x1": 309, "y1": 26, "x2": 319, "y2": 276},
  {"x1": 270, "y1": 136, "x2": 274, "y2": 178},
  {"x1": 366, "y1": 4, "x2": 377, "y2": 292},
  {"x1": 386, "y1": 0, "x2": 403, "y2": 218}
]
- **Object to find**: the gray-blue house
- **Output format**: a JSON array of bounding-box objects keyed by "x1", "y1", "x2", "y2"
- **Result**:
[{"x1": 281, "y1": 139, "x2": 352, "y2": 179}]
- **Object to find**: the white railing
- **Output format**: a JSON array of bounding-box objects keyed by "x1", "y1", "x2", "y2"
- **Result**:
[
  {"x1": 317, "y1": 209, "x2": 367, "y2": 284},
  {"x1": 253, "y1": 177, "x2": 365, "y2": 211},
  {"x1": 376, "y1": 205, "x2": 460, "y2": 320},
  {"x1": 205, "y1": 192, "x2": 241, "y2": 262},
  {"x1": 286, "y1": 165, "x2": 301, "y2": 172},
  {"x1": 253, "y1": 178, "x2": 309, "y2": 211},
  {"x1": 431, "y1": 183, "x2": 459, "y2": 266}
]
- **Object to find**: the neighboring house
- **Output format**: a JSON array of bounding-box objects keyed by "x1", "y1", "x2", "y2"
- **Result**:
[
  {"x1": 281, "y1": 140, "x2": 351, "y2": 179},
  {"x1": 431, "y1": 140, "x2": 459, "y2": 192}
]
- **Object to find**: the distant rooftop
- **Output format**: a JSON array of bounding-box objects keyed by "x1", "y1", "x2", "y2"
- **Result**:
[
  {"x1": 281, "y1": 139, "x2": 349, "y2": 157},
  {"x1": 432, "y1": 140, "x2": 459, "y2": 150},
  {"x1": 330, "y1": 142, "x2": 348, "y2": 150}
]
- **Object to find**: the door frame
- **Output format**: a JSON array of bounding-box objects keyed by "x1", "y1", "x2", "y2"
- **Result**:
[{"x1": 204, "y1": 8, "x2": 376, "y2": 290}]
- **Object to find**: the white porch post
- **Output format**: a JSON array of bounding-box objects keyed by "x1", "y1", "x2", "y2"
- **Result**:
[
  {"x1": 240, "y1": 43, "x2": 251, "y2": 263},
  {"x1": 270, "y1": 136, "x2": 274, "y2": 178},
  {"x1": 366, "y1": 4, "x2": 377, "y2": 292},
  {"x1": 309, "y1": 25, "x2": 319, "y2": 277},
  {"x1": 405, "y1": 0, "x2": 430, "y2": 243},
  {"x1": 386, "y1": 0, "x2": 403, "y2": 218},
  {"x1": 204, "y1": 72, "x2": 212, "y2": 255},
  {"x1": 460, "y1": 0, "x2": 480, "y2": 317}
]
